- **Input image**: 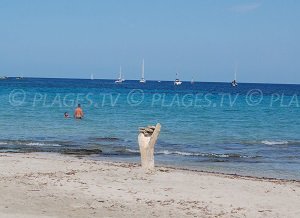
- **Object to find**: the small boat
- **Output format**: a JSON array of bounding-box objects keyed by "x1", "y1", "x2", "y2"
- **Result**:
[
  {"x1": 115, "y1": 66, "x2": 125, "y2": 84},
  {"x1": 231, "y1": 79, "x2": 238, "y2": 87},
  {"x1": 90, "y1": 73, "x2": 94, "y2": 80},
  {"x1": 174, "y1": 73, "x2": 182, "y2": 85},
  {"x1": 0, "y1": 76, "x2": 8, "y2": 80},
  {"x1": 16, "y1": 73, "x2": 24, "y2": 80},
  {"x1": 191, "y1": 77, "x2": 195, "y2": 84},
  {"x1": 231, "y1": 65, "x2": 238, "y2": 87},
  {"x1": 139, "y1": 59, "x2": 146, "y2": 83}
]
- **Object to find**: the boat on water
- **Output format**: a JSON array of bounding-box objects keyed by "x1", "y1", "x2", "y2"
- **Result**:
[
  {"x1": 115, "y1": 66, "x2": 125, "y2": 84},
  {"x1": 231, "y1": 65, "x2": 238, "y2": 87},
  {"x1": 139, "y1": 59, "x2": 146, "y2": 83},
  {"x1": 0, "y1": 76, "x2": 8, "y2": 80},
  {"x1": 174, "y1": 73, "x2": 182, "y2": 85},
  {"x1": 231, "y1": 79, "x2": 238, "y2": 87},
  {"x1": 191, "y1": 77, "x2": 195, "y2": 84},
  {"x1": 16, "y1": 73, "x2": 24, "y2": 80},
  {"x1": 90, "y1": 73, "x2": 94, "y2": 80}
]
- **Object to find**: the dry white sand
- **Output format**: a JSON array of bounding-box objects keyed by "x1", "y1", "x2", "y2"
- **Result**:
[{"x1": 0, "y1": 152, "x2": 299, "y2": 218}]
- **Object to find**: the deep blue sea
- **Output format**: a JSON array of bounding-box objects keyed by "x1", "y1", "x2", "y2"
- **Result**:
[{"x1": 1, "y1": 78, "x2": 300, "y2": 180}]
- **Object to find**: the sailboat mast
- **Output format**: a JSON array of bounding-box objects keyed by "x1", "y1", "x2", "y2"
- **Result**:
[
  {"x1": 142, "y1": 59, "x2": 145, "y2": 79},
  {"x1": 119, "y1": 66, "x2": 122, "y2": 79},
  {"x1": 234, "y1": 63, "x2": 238, "y2": 81}
]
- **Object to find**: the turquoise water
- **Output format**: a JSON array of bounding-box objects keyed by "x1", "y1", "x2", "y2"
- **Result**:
[{"x1": 1, "y1": 78, "x2": 300, "y2": 180}]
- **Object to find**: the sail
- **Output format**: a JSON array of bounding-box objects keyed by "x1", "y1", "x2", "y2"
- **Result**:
[
  {"x1": 140, "y1": 59, "x2": 146, "y2": 83},
  {"x1": 234, "y1": 63, "x2": 238, "y2": 81},
  {"x1": 119, "y1": 66, "x2": 122, "y2": 80},
  {"x1": 115, "y1": 66, "x2": 124, "y2": 83},
  {"x1": 231, "y1": 63, "x2": 238, "y2": 87},
  {"x1": 142, "y1": 59, "x2": 145, "y2": 80}
]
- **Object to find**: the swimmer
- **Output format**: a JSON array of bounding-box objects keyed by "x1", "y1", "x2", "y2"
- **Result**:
[
  {"x1": 74, "y1": 104, "x2": 84, "y2": 119},
  {"x1": 64, "y1": 112, "x2": 70, "y2": 118}
]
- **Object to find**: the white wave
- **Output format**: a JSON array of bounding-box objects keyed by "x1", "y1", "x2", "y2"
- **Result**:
[
  {"x1": 261, "y1": 140, "x2": 289, "y2": 145},
  {"x1": 125, "y1": 149, "x2": 198, "y2": 156},
  {"x1": 125, "y1": 149, "x2": 140, "y2": 153},
  {"x1": 156, "y1": 150, "x2": 203, "y2": 156},
  {"x1": 25, "y1": 142, "x2": 62, "y2": 147},
  {"x1": 211, "y1": 153, "x2": 229, "y2": 158},
  {"x1": 0, "y1": 142, "x2": 8, "y2": 145},
  {"x1": 125, "y1": 149, "x2": 250, "y2": 158},
  {"x1": 155, "y1": 150, "x2": 234, "y2": 157}
]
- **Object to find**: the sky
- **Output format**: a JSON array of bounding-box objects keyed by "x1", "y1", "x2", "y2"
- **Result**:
[{"x1": 0, "y1": 0, "x2": 299, "y2": 84}]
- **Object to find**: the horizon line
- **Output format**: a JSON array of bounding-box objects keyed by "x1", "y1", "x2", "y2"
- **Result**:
[{"x1": 2, "y1": 76, "x2": 299, "y2": 86}]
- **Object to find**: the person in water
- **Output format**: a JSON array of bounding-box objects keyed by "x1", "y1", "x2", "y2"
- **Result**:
[
  {"x1": 64, "y1": 112, "x2": 70, "y2": 118},
  {"x1": 74, "y1": 104, "x2": 84, "y2": 119}
]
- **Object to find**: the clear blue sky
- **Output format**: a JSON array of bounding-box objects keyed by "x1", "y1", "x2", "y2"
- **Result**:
[{"x1": 0, "y1": 0, "x2": 299, "y2": 83}]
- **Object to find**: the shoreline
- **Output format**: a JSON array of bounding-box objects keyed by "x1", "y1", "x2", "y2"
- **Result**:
[
  {"x1": 91, "y1": 156, "x2": 300, "y2": 183},
  {"x1": 3, "y1": 151, "x2": 300, "y2": 182},
  {"x1": 1, "y1": 152, "x2": 300, "y2": 217},
  {"x1": 155, "y1": 164, "x2": 300, "y2": 184}
]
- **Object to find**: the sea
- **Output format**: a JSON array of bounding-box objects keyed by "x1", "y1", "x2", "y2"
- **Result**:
[{"x1": 0, "y1": 78, "x2": 299, "y2": 180}]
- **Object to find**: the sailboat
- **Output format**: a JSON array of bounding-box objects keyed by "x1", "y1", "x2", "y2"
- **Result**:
[
  {"x1": 15, "y1": 73, "x2": 24, "y2": 80},
  {"x1": 90, "y1": 73, "x2": 94, "y2": 80},
  {"x1": 231, "y1": 65, "x2": 238, "y2": 87},
  {"x1": 139, "y1": 59, "x2": 146, "y2": 83},
  {"x1": 174, "y1": 72, "x2": 182, "y2": 85},
  {"x1": 115, "y1": 66, "x2": 124, "y2": 84},
  {"x1": 191, "y1": 77, "x2": 195, "y2": 84},
  {"x1": 0, "y1": 76, "x2": 8, "y2": 80}
]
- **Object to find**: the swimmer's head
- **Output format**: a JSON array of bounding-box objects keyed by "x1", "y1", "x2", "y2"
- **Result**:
[{"x1": 78, "y1": 104, "x2": 81, "y2": 108}]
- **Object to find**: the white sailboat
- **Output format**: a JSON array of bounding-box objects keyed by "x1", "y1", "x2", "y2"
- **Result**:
[
  {"x1": 0, "y1": 76, "x2": 8, "y2": 80},
  {"x1": 90, "y1": 73, "x2": 94, "y2": 80},
  {"x1": 231, "y1": 65, "x2": 238, "y2": 87},
  {"x1": 16, "y1": 73, "x2": 24, "y2": 80},
  {"x1": 191, "y1": 77, "x2": 195, "y2": 84},
  {"x1": 115, "y1": 66, "x2": 124, "y2": 84},
  {"x1": 174, "y1": 72, "x2": 182, "y2": 85},
  {"x1": 139, "y1": 59, "x2": 146, "y2": 83}
]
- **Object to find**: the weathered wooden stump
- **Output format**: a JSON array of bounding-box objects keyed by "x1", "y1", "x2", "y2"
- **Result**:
[{"x1": 138, "y1": 123, "x2": 161, "y2": 170}]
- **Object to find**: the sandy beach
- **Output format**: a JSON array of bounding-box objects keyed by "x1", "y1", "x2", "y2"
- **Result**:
[{"x1": 0, "y1": 153, "x2": 299, "y2": 218}]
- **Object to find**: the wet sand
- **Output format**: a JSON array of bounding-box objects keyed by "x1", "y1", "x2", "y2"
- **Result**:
[{"x1": 0, "y1": 153, "x2": 299, "y2": 217}]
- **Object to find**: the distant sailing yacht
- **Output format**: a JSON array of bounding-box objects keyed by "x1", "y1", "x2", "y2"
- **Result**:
[
  {"x1": 115, "y1": 66, "x2": 124, "y2": 84},
  {"x1": 139, "y1": 59, "x2": 146, "y2": 83},
  {"x1": 90, "y1": 73, "x2": 94, "y2": 80},
  {"x1": 0, "y1": 76, "x2": 8, "y2": 80},
  {"x1": 174, "y1": 73, "x2": 182, "y2": 85},
  {"x1": 231, "y1": 65, "x2": 238, "y2": 87},
  {"x1": 191, "y1": 77, "x2": 195, "y2": 84},
  {"x1": 16, "y1": 74, "x2": 24, "y2": 80}
]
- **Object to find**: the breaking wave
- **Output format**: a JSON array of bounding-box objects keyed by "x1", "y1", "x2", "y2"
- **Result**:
[
  {"x1": 261, "y1": 140, "x2": 289, "y2": 145},
  {"x1": 125, "y1": 149, "x2": 258, "y2": 159},
  {"x1": 25, "y1": 142, "x2": 62, "y2": 147},
  {"x1": 0, "y1": 140, "x2": 63, "y2": 147}
]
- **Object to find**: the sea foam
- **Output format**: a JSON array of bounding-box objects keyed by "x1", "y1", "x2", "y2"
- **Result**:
[{"x1": 261, "y1": 140, "x2": 289, "y2": 145}]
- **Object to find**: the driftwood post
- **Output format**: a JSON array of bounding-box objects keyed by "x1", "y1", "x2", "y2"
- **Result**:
[{"x1": 138, "y1": 123, "x2": 161, "y2": 170}]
